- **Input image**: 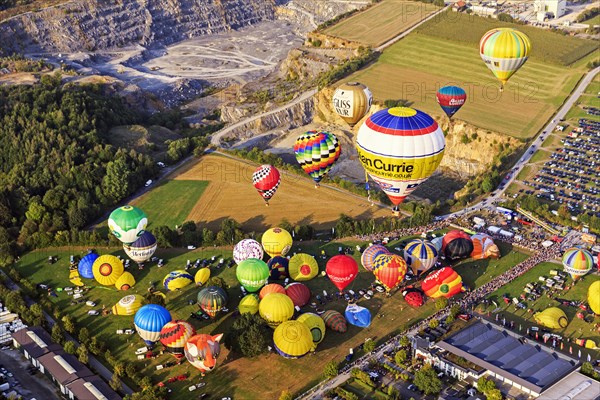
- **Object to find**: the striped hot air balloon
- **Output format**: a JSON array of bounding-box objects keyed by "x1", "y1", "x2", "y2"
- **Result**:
[
  {"x1": 321, "y1": 310, "x2": 347, "y2": 333},
  {"x1": 163, "y1": 270, "x2": 194, "y2": 291},
  {"x1": 361, "y1": 245, "x2": 390, "y2": 272},
  {"x1": 372, "y1": 254, "x2": 407, "y2": 292},
  {"x1": 403, "y1": 239, "x2": 438, "y2": 276},
  {"x1": 159, "y1": 320, "x2": 196, "y2": 359},
  {"x1": 332, "y1": 82, "x2": 373, "y2": 127},
  {"x1": 479, "y1": 28, "x2": 531, "y2": 90},
  {"x1": 197, "y1": 286, "x2": 228, "y2": 318},
  {"x1": 252, "y1": 165, "x2": 281, "y2": 205},
  {"x1": 134, "y1": 304, "x2": 172, "y2": 346},
  {"x1": 356, "y1": 107, "x2": 445, "y2": 212},
  {"x1": 294, "y1": 131, "x2": 341, "y2": 187},
  {"x1": 422, "y1": 267, "x2": 463, "y2": 299},
  {"x1": 562, "y1": 248, "x2": 593, "y2": 280},
  {"x1": 436, "y1": 86, "x2": 466, "y2": 118},
  {"x1": 123, "y1": 231, "x2": 157, "y2": 263}
]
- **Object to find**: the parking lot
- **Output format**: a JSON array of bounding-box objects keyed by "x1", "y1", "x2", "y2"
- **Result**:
[{"x1": 0, "y1": 347, "x2": 59, "y2": 399}]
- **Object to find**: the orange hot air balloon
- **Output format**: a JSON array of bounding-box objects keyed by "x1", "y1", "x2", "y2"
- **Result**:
[
  {"x1": 372, "y1": 254, "x2": 407, "y2": 292},
  {"x1": 259, "y1": 283, "x2": 286, "y2": 300},
  {"x1": 422, "y1": 267, "x2": 463, "y2": 299}
]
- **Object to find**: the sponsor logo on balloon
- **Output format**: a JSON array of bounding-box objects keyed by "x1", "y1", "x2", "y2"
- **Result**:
[
  {"x1": 358, "y1": 153, "x2": 415, "y2": 175},
  {"x1": 449, "y1": 99, "x2": 465, "y2": 105},
  {"x1": 330, "y1": 274, "x2": 355, "y2": 283},
  {"x1": 333, "y1": 97, "x2": 354, "y2": 117},
  {"x1": 241, "y1": 279, "x2": 268, "y2": 287}
]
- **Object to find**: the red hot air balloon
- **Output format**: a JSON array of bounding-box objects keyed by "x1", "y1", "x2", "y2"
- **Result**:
[
  {"x1": 372, "y1": 254, "x2": 407, "y2": 292},
  {"x1": 402, "y1": 287, "x2": 424, "y2": 307},
  {"x1": 285, "y1": 282, "x2": 311, "y2": 307},
  {"x1": 326, "y1": 255, "x2": 358, "y2": 292},
  {"x1": 252, "y1": 165, "x2": 281, "y2": 206}
]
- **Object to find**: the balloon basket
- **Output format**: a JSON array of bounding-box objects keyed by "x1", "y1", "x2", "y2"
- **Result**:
[{"x1": 392, "y1": 210, "x2": 400, "y2": 217}]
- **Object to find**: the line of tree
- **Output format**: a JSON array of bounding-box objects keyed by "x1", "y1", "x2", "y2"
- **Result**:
[
  {"x1": 576, "y1": 7, "x2": 599, "y2": 23},
  {"x1": 317, "y1": 47, "x2": 378, "y2": 89}
]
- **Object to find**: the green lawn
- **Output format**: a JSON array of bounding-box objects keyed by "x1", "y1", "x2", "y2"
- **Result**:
[
  {"x1": 581, "y1": 13, "x2": 600, "y2": 26},
  {"x1": 131, "y1": 180, "x2": 208, "y2": 228},
  {"x1": 13, "y1": 235, "x2": 529, "y2": 399}
]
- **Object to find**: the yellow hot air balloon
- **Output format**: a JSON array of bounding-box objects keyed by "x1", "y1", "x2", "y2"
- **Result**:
[
  {"x1": 239, "y1": 294, "x2": 260, "y2": 315},
  {"x1": 69, "y1": 270, "x2": 84, "y2": 287},
  {"x1": 297, "y1": 312, "x2": 326, "y2": 345},
  {"x1": 479, "y1": 28, "x2": 531, "y2": 91},
  {"x1": 112, "y1": 294, "x2": 144, "y2": 316},
  {"x1": 534, "y1": 307, "x2": 568, "y2": 330},
  {"x1": 92, "y1": 255, "x2": 124, "y2": 286},
  {"x1": 332, "y1": 82, "x2": 373, "y2": 127},
  {"x1": 273, "y1": 320, "x2": 315, "y2": 359},
  {"x1": 356, "y1": 107, "x2": 445, "y2": 214},
  {"x1": 163, "y1": 270, "x2": 194, "y2": 291},
  {"x1": 262, "y1": 227, "x2": 293, "y2": 257},
  {"x1": 288, "y1": 253, "x2": 319, "y2": 281},
  {"x1": 195, "y1": 268, "x2": 211, "y2": 286},
  {"x1": 259, "y1": 293, "x2": 294, "y2": 329},
  {"x1": 115, "y1": 271, "x2": 136, "y2": 290},
  {"x1": 588, "y1": 280, "x2": 600, "y2": 315}
]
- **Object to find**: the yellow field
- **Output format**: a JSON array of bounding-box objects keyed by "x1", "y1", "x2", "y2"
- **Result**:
[
  {"x1": 324, "y1": 0, "x2": 440, "y2": 47},
  {"x1": 176, "y1": 153, "x2": 391, "y2": 230}
]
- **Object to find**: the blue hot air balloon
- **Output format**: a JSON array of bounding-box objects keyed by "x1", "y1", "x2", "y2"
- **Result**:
[
  {"x1": 134, "y1": 304, "x2": 172, "y2": 346},
  {"x1": 436, "y1": 86, "x2": 466, "y2": 118},
  {"x1": 78, "y1": 253, "x2": 99, "y2": 279},
  {"x1": 344, "y1": 304, "x2": 372, "y2": 328}
]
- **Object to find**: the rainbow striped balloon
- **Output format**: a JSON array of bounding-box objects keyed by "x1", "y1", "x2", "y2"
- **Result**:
[
  {"x1": 356, "y1": 107, "x2": 445, "y2": 206},
  {"x1": 294, "y1": 131, "x2": 341, "y2": 186},
  {"x1": 480, "y1": 28, "x2": 531, "y2": 88},
  {"x1": 562, "y1": 248, "x2": 593, "y2": 280},
  {"x1": 159, "y1": 320, "x2": 196, "y2": 359}
]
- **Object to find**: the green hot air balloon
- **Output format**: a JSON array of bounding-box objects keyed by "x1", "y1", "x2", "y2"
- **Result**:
[
  {"x1": 236, "y1": 258, "x2": 269, "y2": 292},
  {"x1": 108, "y1": 206, "x2": 148, "y2": 244}
]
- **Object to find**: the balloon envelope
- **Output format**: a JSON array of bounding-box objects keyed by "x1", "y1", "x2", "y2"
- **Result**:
[
  {"x1": 197, "y1": 286, "x2": 228, "y2": 318},
  {"x1": 194, "y1": 268, "x2": 211, "y2": 286},
  {"x1": 78, "y1": 253, "x2": 98, "y2": 279},
  {"x1": 92, "y1": 255, "x2": 124, "y2": 286},
  {"x1": 436, "y1": 86, "x2": 466, "y2": 118},
  {"x1": 236, "y1": 258, "x2": 270, "y2": 292},
  {"x1": 288, "y1": 253, "x2": 319, "y2": 281},
  {"x1": 239, "y1": 294, "x2": 260, "y2": 315},
  {"x1": 372, "y1": 254, "x2": 407, "y2": 292},
  {"x1": 297, "y1": 313, "x2": 326, "y2": 345},
  {"x1": 233, "y1": 239, "x2": 264, "y2": 265},
  {"x1": 332, "y1": 82, "x2": 373, "y2": 126},
  {"x1": 108, "y1": 205, "x2": 147, "y2": 244},
  {"x1": 356, "y1": 107, "x2": 445, "y2": 205},
  {"x1": 285, "y1": 282, "x2": 311, "y2": 307},
  {"x1": 442, "y1": 230, "x2": 474, "y2": 260},
  {"x1": 259, "y1": 283, "x2": 286, "y2": 300},
  {"x1": 262, "y1": 228, "x2": 293, "y2": 257},
  {"x1": 480, "y1": 28, "x2": 531, "y2": 87},
  {"x1": 326, "y1": 255, "x2": 358, "y2": 292},
  {"x1": 471, "y1": 233, "x2": 500, "y2": 259},
  {"x1": 345, "y1": 304, "x2": 371, "y2": 328},
  {"x1": 163, "y1": 270, "x2": 194, "y2": 291},
  {"x1": 562, "y1": 248, "x2": 593, "y2": 280},
  {"x1": 588, "y1": 280, "x2": 600, "y2": 315},
  {"x1": 403, "y1": 288, "x2": 424, "y2": 307},
  {"x1": 112, "y1": 294, "x2": 144, "y2": 316},
  {"x1": 361, "y1": 245, "x2": 389, "y2": 272},
  {"x1": 321, "y1": 310, "x2": 347, "y2": 333},
  {"x1": 431, "y1": 237, "x2": 443, "y2": 253},
  {"x1": 159, "y1": 320, "x2": 196, "y2": 359},
  {"x1": 273, "y1": 321, "x2": 314, "y2": 359},
  {"x1": 134, "y1": 304, "x2": 172, "y2": 346},
  {"x1": 294, "y1": 131, "x2": 341, "y2": 184},
  {"x1": 252, "y1": 165, "x2": 281, "y2": 202},
  {"x1": 123, "y1": 231, "x2": 157, "y2": 263},
  {"x1": 267, "y1": 256, "x2": 289, "y2": 280},
  {"x1": 534, "y1": 307, "x2": 568, "y2": 329},
  {"x1": 115, "y1": 271, "x2": 136, "y2": 290},
  {"x1": 422, "y1": 267, "x2": 463, "y2": 299},
  {"x1": 184, "y1": 333, "x2": 223, "y2": 373},
  {"x1": 259, "y1": 293, "x2": 294, "y2": 328},
  {"x1": 403, "y1": 239, "x2": 438, "y2": 275}
]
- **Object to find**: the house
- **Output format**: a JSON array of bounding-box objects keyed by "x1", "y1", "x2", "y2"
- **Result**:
[
  {"x1": 452, "y1": 1, "x2": 467, "y2": 12},
  {"x1": 11, "y1": 327, "x2": 62, "y2": 368},
  {"x1": 66, "y1": 375, "x2": 122, "y2": 400},
  {"x1": 38, "y1": 351, "x2": 96, "y2": 398}
]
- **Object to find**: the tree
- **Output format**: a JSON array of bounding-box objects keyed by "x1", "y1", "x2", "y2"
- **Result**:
[
  {"x1": 435, "y1": 297, "x2": 448, "y2": 310},
  {"x1": 497, "y1": 12, "x2": 514, "y2": 22},
  {"x1": 109, "y1": 374, "x2": 122, "y2": 392},
  {"x1": 224, "y1": 314, "x2": 270, "y2": 357},
  {"x1": 413, "y1": 365, "x2": 442, "y2": 395},
  {"x1": 364, "y1": 339, "x2": 376, "y2": 353},
  {"x1": 153, "y1": 226, "x2": 178, "y2": 248},
  {"x1": 487, "y1": 388, "x2": 503, "y2": 400},
  {"x1": 399, "y1": 336, "x2": 410, "y2": 347},
  {"x1": 207, "y1": 276, "x2": 228, "y2": 290},
  {"x1": 51, "y1": 324, "x2": 64, "y2": 345},
  {"x1": 143, "y1": 292, "x2": 166, "y2": 307},
  {"x1": 481, "y1": 176, "x2": 494, "y2": 193},
  {"x1": 323, "y1": 361, "x2": 339, "y2": 379},
  {"x1": 78, "y1": 327, "x2": 90, "y2": 344},
  {"x1": 139, "y1": 376, "x2": 153, "y2": 391},
  {"x1": 477, "y1": 376, "x2": 496, "y2": 393},
  {"x1": 63, "y1": 341, "x2": 77, "y2": 354},
  {"x1": 449, "y1": 304, "x2": 461, "y2": 318},
  {"x1": 279, "y1": 390, "x2": 293, "y2": 400},
  {"x1": 62, "y1": 315, "x2": 76, "y2": 334},
  {"x1": 395, "y1": 350, "x2": 407, "y2": 365},
  {"x1": 77, "y1": 344, "x2": 89, "y2": 364},
  {"x1": 429, "y1": 319, "x2": 439, "y2": 329},
  {"x1": 102, "y1": 158, "x2": 131, "y2": 202}
]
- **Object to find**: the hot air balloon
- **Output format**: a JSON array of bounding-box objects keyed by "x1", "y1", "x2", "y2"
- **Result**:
[
  {"x1": 372, "y1": 254, "x2": 407, "y2": 292},
  {"x1": 294, "y1": 131, "x2": 341, "y2": 188},
  {"x1": 184, "y1": 333, "x2": 223, "y2": 374},
  {"x1": 112, "y1": 294, "x2": 144, "y2": 316},
  {"x1": 78, "y1": 253, "x2": 98, "y2": 279},
  {"x1": 326, "y1": 255, "x2": 358, "y2": 292},
  {"x1": 442, "y1": 230, "x2": 474, "y2": 260},
  {"x1": 344, "y1": 304, "x2": 372, "y2": 328},
  {"x1": 163, "y1": 270, "x2": 194, "y2": 291},
  {"x1": 332, "y1": 82, "x2": 373, "y2": 127},
  {"x1": 134, "y1": 304, "x2": 172, "y2": 346},
  {"x1": 588, "y1": 280, "x2": 600, "y2": 315},
  {"x1": 194, "y1": 268, "x2": 211, "y2": 286},
  {"x1": 108, "y1": 205, "x2": 148, "y2": 244},
  {"x1": 259, "y1": 293, "x2": 294, "y2": 328},
  {"x1": 239, "y1": 294, "x2": 260, "y2": 315},
  {"x1": 236, "y1": 258, "x2": 270, "y2": 292},
  {"x1": 69, "y1": 269, "x2": 83, "y2": 287},
  {"x1": 288, "y1": 253, "x2": 319, "y2": 281},
  {"x1": 534, "y1": 307, "x2": 568, "y2": 330},
  {"x1": 92, "y1": 255, "x2": 124, "y2": 286},
  {"x1": 115, "y1": 271, "x2": 136, "y2": 290},
  {"x1": 431, "y1": 237, "x2": 443, "y2": 253},
  {"x1": 479, "y1": 28, "x2": 531, "y2": 91},
  {"x1": 252, "y1": 165, "x2": 281, "y2": 205},
  {"x1": 471, "y1": 233, "x2": 500, "y2": 260},
  {"x1": 285, "y1": 282, "x2": 311, "y2": 307},
  {"x1": 197, "y1": 286, "x2": 228, "y2": 318},
  {"x1": 436, "y1": 86, "x2": 466, "y2": 118},
  {"x1": 267, "y1": 256, "x2": 289, "y2": 280},
  {"x1": 403, "y1": 287, "x2": 424, "y2": 307},
  {"x1": 123, "y1": 231, "x2": 157, "y2": 263},
  {"x1": 273, "y1": 321, "x2": 315, "y2": 359},
  {"x1": 259, "y1": 283, "x2": 286, "y2": 300},
  {"x1": 562, "y1": 248, "x2": 593, "y2": 280},
  {"x1": 159, "y1": 320, "x2": 196, "y2": 359},
  {"x1": 422, "y1": 267, "x2": 463, "y2": 299},
  {"x1": 233, "y1": 239, "x2": 264, "y2": 265},
  {"x1": 262, "y1": 227, "x2": 293, "y2": 257},
  {"x1": 321, "y1": 310, "x2": 347, "y2": 333},
  {"x1": 403, "y1": 239, "x2": 438, "y2": 275},
  {"x1": 575, "y1": 339, "x2": 598, "y2": 349},
  {"x1": 297, "y1": 313, "x2": 326, "y2": 345},
  {"x1": 356, "y1": 107, "x2": 445, "y2": 213},
  {"x1": 361, "y1": 244, "x2": 390, "y2": 272}
]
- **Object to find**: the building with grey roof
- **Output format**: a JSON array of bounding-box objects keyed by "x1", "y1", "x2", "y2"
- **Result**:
[
  {"x1": 66, "y1": 375, "x2": 122, "y2": 400},
  {"x1": 11, "y1": 326, "x2": 62, "y2": 366}
]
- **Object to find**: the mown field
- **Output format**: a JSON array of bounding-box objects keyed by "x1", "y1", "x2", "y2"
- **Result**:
[
  {"x1": 323, "y1": 0, "x2": 440, "y2": 47},
  {"x1": 14, "y1": 234, "x2": 528, "y2": 400},
  {"x1": 485, "y1": 262, "x2": 600, "y2": 360}
]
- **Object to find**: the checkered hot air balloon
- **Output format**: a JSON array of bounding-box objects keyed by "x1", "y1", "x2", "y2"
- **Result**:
[
  {"x1": 252, "y1": 165, "x2": 281, "y2": 205},
  {"x1": 294, "y1": 131, "x2": 341, "y2": 188},
  {"x1": 361, "y1": 245, "x2": 390, "y2": 272},
  {"x1": 372, "y1": 254, "x2": 407, "y2": 292},
  {"x1": 159, "y1": 320, "x2": 196, "y2": 359},
  {"x1": 479, "y1": 28, "x2": 531, "y2": 91}
]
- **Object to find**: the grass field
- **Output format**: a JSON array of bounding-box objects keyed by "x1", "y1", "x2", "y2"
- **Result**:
[
  {"x1": 13, "y1": 234, "x2": 528, "y2": 399},
  {"x1": 485, "y1": 262, "x2": 600, "y2": 360},
  {"x1": 323, "y1": 0, "x2": 440, "y2": 47},
  {"x1": 131, "y1": 180, "x2": 208, "y2": 229},
  {"x1": 175, "y1": 153, "x2": 392, "y2": 231}
]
